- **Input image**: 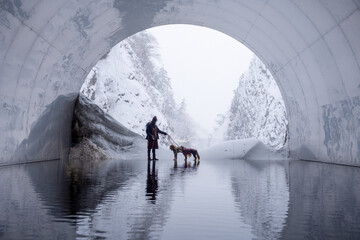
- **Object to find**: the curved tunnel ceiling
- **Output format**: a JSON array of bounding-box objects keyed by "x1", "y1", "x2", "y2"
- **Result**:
[{"x1": 0, "y1": 0, "x2": 359, "y2": 165}]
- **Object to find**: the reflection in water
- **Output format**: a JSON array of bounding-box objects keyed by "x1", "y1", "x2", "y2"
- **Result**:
[
  {"x1": 282, "y1": 160, "x2": 360, "y2": 239},
  {"x1": 146, "y1": 160, "x2": 158, "y2": 202},
  {"x1": 230, "y1": 160, "x2": 290, "y2": 239},
  {"x1": 0, "y1": 154, "x2": 360, "y2": 239},
  {"x1": 0, "y1": 162, "x2": 76, "y2": 239}
]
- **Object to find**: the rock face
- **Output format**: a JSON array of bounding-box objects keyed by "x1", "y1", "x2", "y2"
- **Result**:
[
  {"x1": 81, "y1": 31, "x2": 195, "y2": 146},
  {"x1": 213, "y1": 56, "x2": 288, "y2": 149},
  {"x1": 69, "y1": 94, "x2": 143, "y2": 160}
]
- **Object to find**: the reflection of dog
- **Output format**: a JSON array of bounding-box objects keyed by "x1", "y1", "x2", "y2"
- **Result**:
[{"x1": 169, "y1": 145, "x2": 200, "y2": 162}]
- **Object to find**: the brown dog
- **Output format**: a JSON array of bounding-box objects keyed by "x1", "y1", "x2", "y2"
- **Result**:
[
  {"x1": 182, "y1": 147, "x2": 200, "y2": 161},
  {"x1": 169, "y1": 145, "x2": 200, "y2": 162}
]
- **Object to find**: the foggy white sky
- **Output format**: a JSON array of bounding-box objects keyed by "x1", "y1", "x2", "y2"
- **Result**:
[{"x1": 149, "y1": 25, "x2": 253, "y2": 133}]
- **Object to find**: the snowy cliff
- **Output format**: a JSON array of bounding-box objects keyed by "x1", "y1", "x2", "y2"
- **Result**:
[
  {"x1": 211, "y1": 56, "x2": 288, "y2": 149},
  {"x1": 81, "y1": 31, "x2": 195, "y2": 146}
]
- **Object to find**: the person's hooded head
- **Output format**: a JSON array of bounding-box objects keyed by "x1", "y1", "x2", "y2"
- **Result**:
[{"x1": 151, "y1": 116, "x2": 157, "y2": 125}]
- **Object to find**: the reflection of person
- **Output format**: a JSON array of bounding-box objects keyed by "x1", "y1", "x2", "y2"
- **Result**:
[
  {"x1": 146, "y1": 159, "x2": 158, "y2": 202},
  {"x1": 146, "y1": 116, "x2": 167, "y2": 160}
]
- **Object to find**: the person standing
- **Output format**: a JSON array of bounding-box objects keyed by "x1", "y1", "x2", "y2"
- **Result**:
[{"x1": 146, "y1": 116, "x2": 167, "y2": 160}]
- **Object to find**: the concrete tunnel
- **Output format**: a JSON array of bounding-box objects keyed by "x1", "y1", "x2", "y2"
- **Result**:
[{"x1": 0, "y1": 0, "x2": 359, "y2": 166}]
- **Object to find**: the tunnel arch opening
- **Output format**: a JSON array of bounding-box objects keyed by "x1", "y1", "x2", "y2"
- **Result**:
[
  {"x1": 78, "y1": 24, "x2": 289, "y2": 151},
  {"x1": 1, "y1": 0, "x2": 359, "y2": 165}
]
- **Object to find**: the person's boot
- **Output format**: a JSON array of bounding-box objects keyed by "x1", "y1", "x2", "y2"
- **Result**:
[
  {"x1": 147, "y1": 149, "x2": 151, "y2": 160},
  {"x1": 152, "y1": 149, "x2": 158, "y2": 160}
]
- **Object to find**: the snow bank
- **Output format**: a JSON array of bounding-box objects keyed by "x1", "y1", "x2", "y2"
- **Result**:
[
  {"x1": 69, "y1": 94, "x2": 144, "y2": 160},
  {"x1": 243, "y1": 141, "x2": 288, "y2": 160},
  {"x1": 201, "y1": 138, "x2": 288, "y2": 160}
]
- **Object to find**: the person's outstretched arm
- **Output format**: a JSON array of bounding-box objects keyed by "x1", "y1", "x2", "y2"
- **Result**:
[{"x1": 157, "y1": 127, "x2": 167, "y2": 135}]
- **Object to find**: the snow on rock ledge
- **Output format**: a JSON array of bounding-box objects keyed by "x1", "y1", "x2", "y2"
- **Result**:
[{"x1": 69, "y1": 94, "x2": 144, "y2": 160}]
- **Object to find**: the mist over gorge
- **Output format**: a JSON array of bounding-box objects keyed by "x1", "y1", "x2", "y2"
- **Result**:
[{"x1": 81, "y1": 31, "x2": 287, "y2": 149}]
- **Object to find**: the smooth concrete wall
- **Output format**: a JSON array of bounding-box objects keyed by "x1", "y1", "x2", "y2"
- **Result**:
[{"x1": 0, "y1": 0, "x2": 359, "y2": 165}]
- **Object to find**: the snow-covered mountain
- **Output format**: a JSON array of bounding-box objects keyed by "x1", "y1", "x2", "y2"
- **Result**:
[
  {"x1": 80, "y1": 31, "x2": 195, "y2": 146},
  {"x1": 211, "y1": 56, "x2": 288, "y2": 149}
]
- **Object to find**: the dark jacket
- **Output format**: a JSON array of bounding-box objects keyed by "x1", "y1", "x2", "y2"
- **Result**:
[{"x1": 146, "y1": 122, "x2": 166, "y2": 140}]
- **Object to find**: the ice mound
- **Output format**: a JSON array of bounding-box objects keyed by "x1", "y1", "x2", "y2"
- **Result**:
[
  {"x1": 243, "y1": 141, "x2": 288, "y2": 160},
  {"x1": 201, "y1": 138, "x2": 288, "y2": 160},
  {"x1": 69, "y1": 94, "x2": 144, "y2": 160}
]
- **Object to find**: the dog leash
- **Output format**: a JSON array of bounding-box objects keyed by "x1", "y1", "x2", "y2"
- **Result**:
[{"x1": 168, "y1": 135, "x2": 180, "y2": 147}]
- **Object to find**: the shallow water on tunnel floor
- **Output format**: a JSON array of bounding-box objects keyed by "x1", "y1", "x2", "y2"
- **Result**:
[{"x1": 0, "y1": 152, "x2": 360, "y2": 240}]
